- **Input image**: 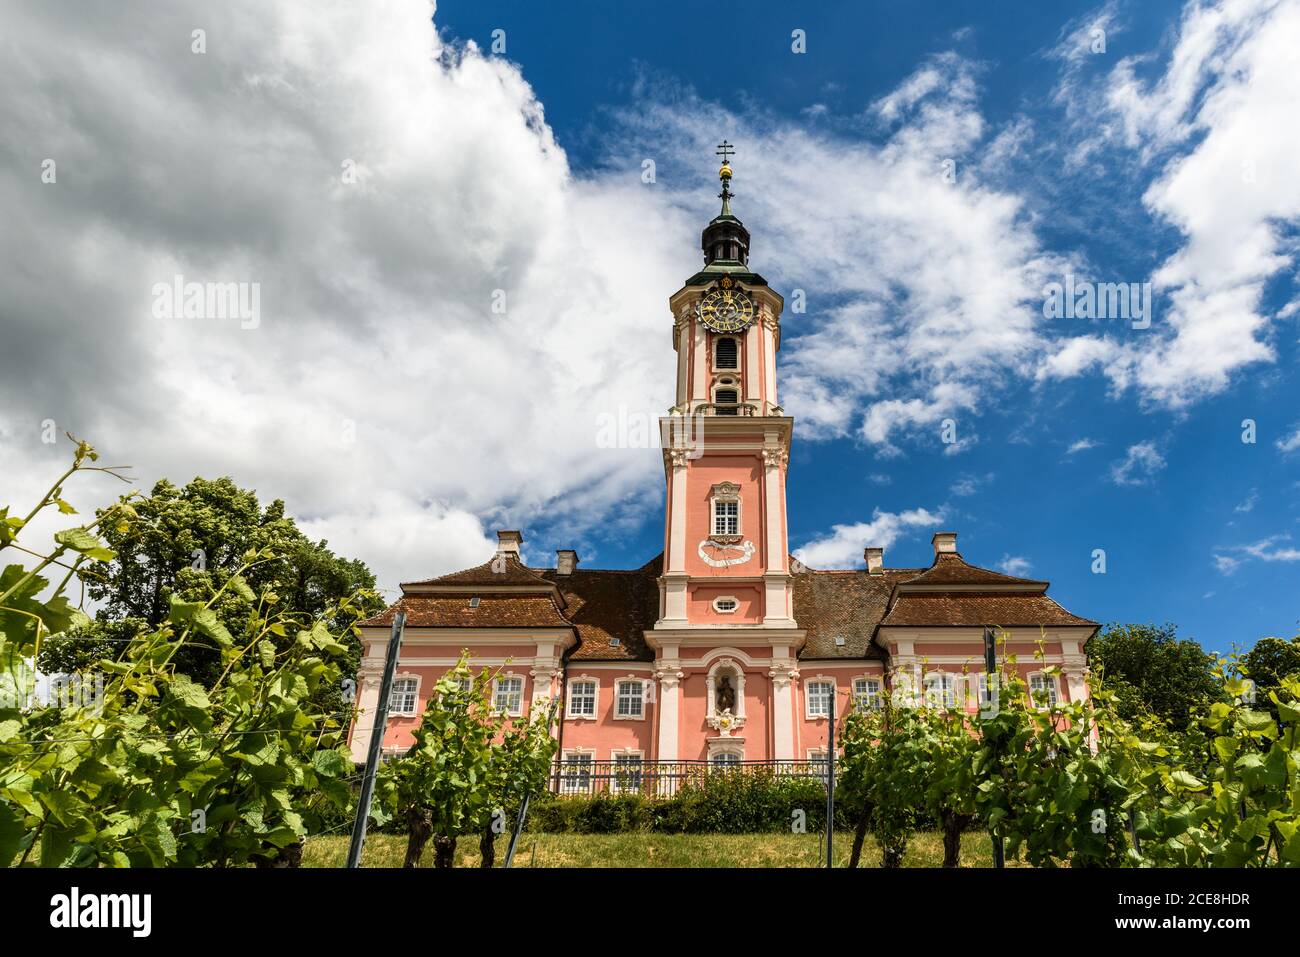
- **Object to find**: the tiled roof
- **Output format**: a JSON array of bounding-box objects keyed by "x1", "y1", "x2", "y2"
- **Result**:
[
  {"x1": 401, "y1": 555, "x2": 553, "y2": 589},
  {"x1": 363, "y1": 555, "x2": 662, "y2": 661},
  {"x1": 364, "y1": 548, "x2": 1093, "y2": 662},
  {"x1": 361, "y1": 594, "x2": 571, "y2": 629},
  {"x1": 791, "y1": 568, "x2": 920, "y2": 659},
  {"x1": 902, "y1": 552, "x2": 1048, "y2": 588},
  {"x1": 880, "y1": 592, "x2": 1098, "y2": 628},
  {"x1": 538, "y1": 555, "x2": 661, "y2": 661}
]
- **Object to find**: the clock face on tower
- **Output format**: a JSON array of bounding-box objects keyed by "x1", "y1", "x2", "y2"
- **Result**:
[{"x1": 699, "y1": 279, "x2": 755, "y2": 333}]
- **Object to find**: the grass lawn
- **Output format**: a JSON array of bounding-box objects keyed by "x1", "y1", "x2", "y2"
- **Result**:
[{"x1": 304, "y1": 831, "x2": 1006, "y2": 868}]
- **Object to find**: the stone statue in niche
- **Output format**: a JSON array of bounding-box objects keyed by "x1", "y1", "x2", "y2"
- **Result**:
[{"x1": 716, "y1": 675, "x2": 736, "y2": 715}]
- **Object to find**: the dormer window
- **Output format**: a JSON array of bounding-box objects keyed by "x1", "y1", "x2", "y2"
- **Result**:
[
  {"x1": 715, "y1": 337, "x2": 738, "y2": 370},
  {"x1": 468, "y1": 596, "x2": 480, "y2": 608}
]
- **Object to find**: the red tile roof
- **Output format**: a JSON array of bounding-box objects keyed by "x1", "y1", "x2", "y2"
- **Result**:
[
  {"x1": 363, "y1": 594, "x2": 571, "y2": 629},
  {"x1": 880, "y1": 592, "x2": 1097, "y2": 628},
  {"x1": 791, "y1": 568, "x2": 918, "y2": 659},
  {"x1": 401, "y1": 555, "x2": 554, "y2": 589},
  {"x1": 902, "y1": 552, "x2": 1048, "y2": 588},
  {"x1": 538, "y1": 555, "x2": 661, "y2": 660},
  {"x1": 364, "y1": 548, "x2": 1093, "y2": 662}
]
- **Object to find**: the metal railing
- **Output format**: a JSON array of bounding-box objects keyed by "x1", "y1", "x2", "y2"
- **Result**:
[{"x1": 548, "y1": 758, "x2": 829, "y2": 798}]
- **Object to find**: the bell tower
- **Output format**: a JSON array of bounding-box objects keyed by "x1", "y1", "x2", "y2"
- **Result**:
[{"x1": 655, "y1": 144, "x2": 795, "y2": 630}]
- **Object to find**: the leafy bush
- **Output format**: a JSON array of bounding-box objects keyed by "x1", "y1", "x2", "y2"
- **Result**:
[
  {"x1": 525, "y1": 769, "x2": 850, "y2": 834},
  {"x1": 1, "y1": 441, "x2": 368, "y2": 867}
]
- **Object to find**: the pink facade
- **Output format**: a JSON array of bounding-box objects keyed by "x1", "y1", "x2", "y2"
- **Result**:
[{"x1": 349, "y1": 161, "x2": 1098, "y2": 774}]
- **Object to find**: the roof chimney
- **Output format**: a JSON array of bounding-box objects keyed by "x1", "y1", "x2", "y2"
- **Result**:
[
  {"x1": 931, "y1": 531, "x2": 957, "y2": 558},
  {"x1": 864, "y1": 547, "x2": 884, "y2": 575},
  {"x1": 495, "y1": 530, "x2": 523, "y2": 559},
  {"x1": 556, "y1": 549, "x2": 579, "y2": 576}
]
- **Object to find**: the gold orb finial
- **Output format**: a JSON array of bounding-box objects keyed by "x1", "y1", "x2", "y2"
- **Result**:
[{"x1": 719, "y1": 162, "x2": 733, "y2": 180}]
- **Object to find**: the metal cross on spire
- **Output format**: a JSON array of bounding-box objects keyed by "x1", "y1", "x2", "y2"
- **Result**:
[{"x1": 715, "y1": 140, "x2": 736, "y2": 215}]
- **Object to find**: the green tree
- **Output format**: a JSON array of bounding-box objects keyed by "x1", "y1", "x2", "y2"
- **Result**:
[
  {"x1": 1238, "y1": 635, "x2": 1300, "y2": 718},
  {"x1": 1087, "y1": 622, "x2": 1224, "y2": 730},
  {"x1": 1, "y1": 442, "x2": 366, "y2": 867},
  {"x1": 38, "y1": 476, "x2": 382, "y2": 692}
]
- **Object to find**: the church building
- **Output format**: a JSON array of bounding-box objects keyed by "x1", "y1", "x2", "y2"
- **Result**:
[{"x1": 348, "y1": 151, "x2": 1097, "y2": 782}]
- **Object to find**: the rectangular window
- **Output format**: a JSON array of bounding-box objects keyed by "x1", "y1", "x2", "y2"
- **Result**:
[
  {"x1": 924, "y1": 673, "x2": 956, "y2": 709},
  {"x1": 1030, "y1": 674, "x2": 1059, "y2": 709},
  {"x1": 616, "y1": 680, "x2": 644, "y2": 718},
  {"x1": 568, "y1": 679, "x2": 596, "y2": 717},
  {"x1": 561, "y1": 751, "x2": 593, "y2": 794},
  {"x1": 806, "y1": 680, "x2": 833, "y2": 718},
  {"x1": 389, "y1": 677, "x2": 418, "y2": 715},
  {"x1": 494, "y1": 676, "x2": 524, "y2": 715},
  {"x1": 712, "y1": 500, "x2": 739, "y2": 536},
  {"x1": 612, "y1": 752, "x2": 644, "y2": 793},
  {"x1": 853, "y1": 677, "x2": 882, "y2": 711},
  {"x1": 711, "y1": 752, "x2": 741, "y2": 770},
  {"x1": 714, "y1": 388, "x2": 739, "y2": 414},
  {"x1": 808, "y1": 748, "x2": 829, "y2": 782}
]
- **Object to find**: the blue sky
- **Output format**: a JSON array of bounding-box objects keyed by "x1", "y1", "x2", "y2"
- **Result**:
[
  {"x1": 430, "y1": 0, "x2": 1300, "y2": 653},
  {"x1": 1, "y1": 0, "x2": 1296, "y2": 656}
]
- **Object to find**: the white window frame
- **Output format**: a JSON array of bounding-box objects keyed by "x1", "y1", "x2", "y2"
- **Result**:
[
  {"x1": 710, "y1": 750, "x2": 742, "y2": 770},
  {"x1": 807, "y1": 747, "x2": 830, "y2": 782},
  {"x1": 712, "y1": 499, "x2": 739, "y2": 537},
  {"x1": 805, "y1": 677, "x2": 835, "y2": 719},
  {"x1": 389, "y1": 674, "x2": 420, "y2": 716},
  {"x1": 923, "y1": 672, "x2": 957, "y2": 709},
  {"x1": 559, "y1": 748, "x2": 595, "y2": 794},
  {"x1": 708, "y1": 482, "x2": 743, "y2": 539},
  {"x1": 566, "y1": 676, "x2": 599, "y2": 719},
  {"x1": 611, "y1": 749, "x2": 645, "y2": 794},
  {"x1": 614, "y1": 678, "x2": 646, "y2": 720},
  {"x1": 975, "y1": 672, "x2": 999, "y2": 709},
  {"x1": 493, "y1": 674, "x2": 525, "y2": 716},
  {"x1": 712, "y1": 595, "x2": 740, "y2": 614},
  {"x1": 1028, "y1": 672, "x2": 1060, "y2": 710},
  {"x1": 852, "y1": 675, "x2": 882, "y2": 711}
]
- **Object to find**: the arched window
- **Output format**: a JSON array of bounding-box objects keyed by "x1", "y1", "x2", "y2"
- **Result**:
[
  {"x1": 714, "y1": 386, "x2": 739, "y2": 415},
  {"x1": 715, "y1": 337, "x2": 738, "y2": 370}
]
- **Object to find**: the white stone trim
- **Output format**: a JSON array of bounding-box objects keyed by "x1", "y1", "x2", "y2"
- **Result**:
[
  {"x1": 712, "y1": 595, "x2": 740, "y2": 614},
  {"x1": 388, "y1": 672, "x2": 421, "y2": 717},
  {"x1": 610, "y1": 748, "x2": 646, "y2": 794},
  {"x1": 850, "y1": 673, "x2": 882, "y2": 711},
  {"x1": 705, "y1": 657, "x2": 747, "y2": 731},
  {"x1": 708, "y1": 481, "x2": 743, "y2": 539},
  {"x1": 706, "y1": 737, "x2": 746, "y2": 764},
  {"x1": 921, "y1": 670, "x2": 958, "y2": 709},
  {"x1": 803, "y1": 674, "x2": 837, "y2": 719},
  {"x1": 1027, "y1": 670, "x2": 1061, "y2": 709},
  {"x1": 613, "y1": 676, "x2": 648, "y2": 721},
  {"x1": 559, "y1": 747, "x2": 597, "y2": 794},
  {"x1": 565, "y1": 674, "x2": 600, "y2": 720},
  {"x1": 698, "y1": 646, "x2": 759, "y2": 669},
  {"x1": 491, "y1": 672, "x2": 526, "y2": 717}
]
